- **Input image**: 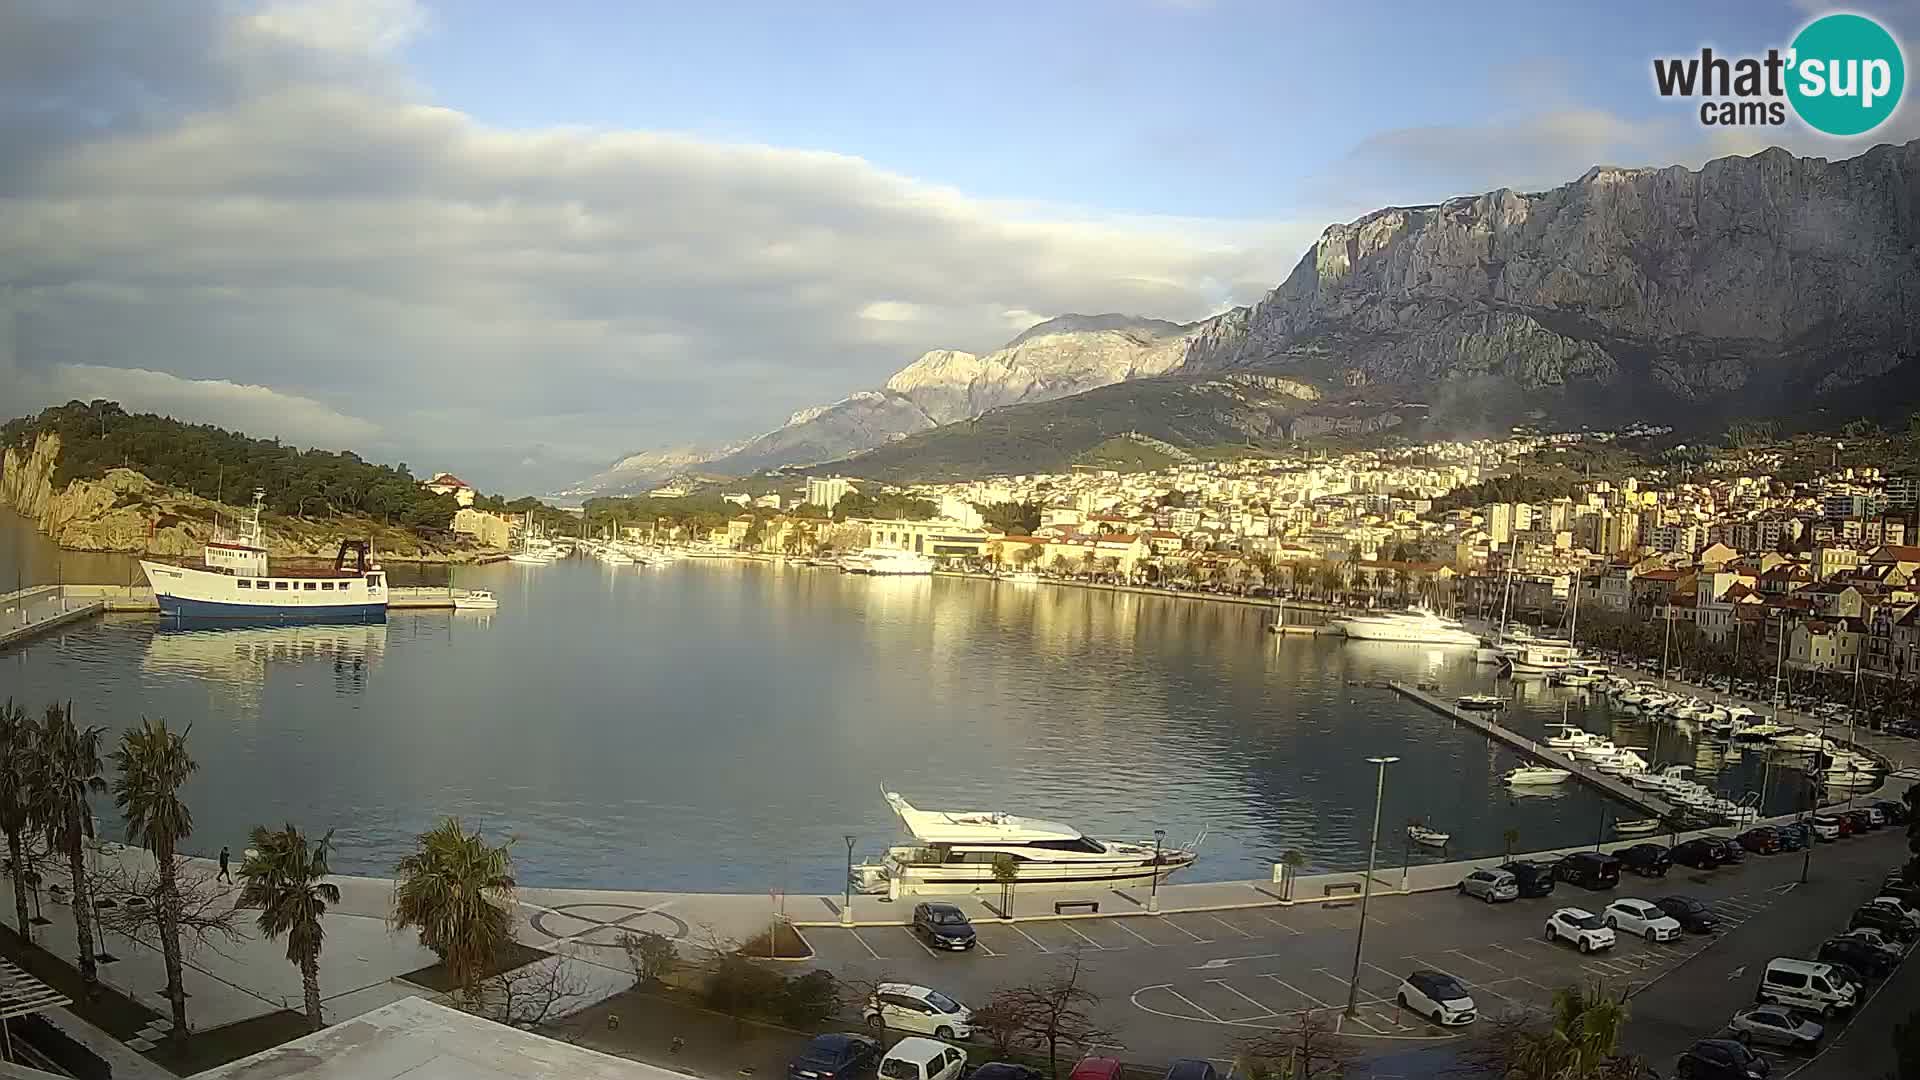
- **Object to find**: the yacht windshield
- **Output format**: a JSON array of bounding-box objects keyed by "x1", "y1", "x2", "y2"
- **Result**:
[{"x1": 1027, "y1": 837, "x2": 1107, "y2": 854}]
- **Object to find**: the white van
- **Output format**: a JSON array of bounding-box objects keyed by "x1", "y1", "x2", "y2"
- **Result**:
[
  {"x1": 1757, "y1": 958, "x2": 1856, "y2": 1017},
  {"x1": 878, "y1": 1037, "x2": 967, "y2": 1080}
]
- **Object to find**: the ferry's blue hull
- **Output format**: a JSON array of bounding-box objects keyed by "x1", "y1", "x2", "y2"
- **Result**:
[{"x1": 156, "y1": 595, "x2": 387, "y2": 622}]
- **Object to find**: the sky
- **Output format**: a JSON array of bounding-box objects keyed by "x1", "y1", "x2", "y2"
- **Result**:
[{"x1": 2, "y1": 0, "x2": 1916, "y2": 494}]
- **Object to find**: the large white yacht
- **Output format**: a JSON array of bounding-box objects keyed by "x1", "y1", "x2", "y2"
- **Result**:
[
  {"x1": 1339, "y1": 606, "x2": 1479, "y2": 646},
  {"x1": 849, "y1": 791, "x2": 1198, "y2": 895},
  {"x1": 842, "y1": 548, "x2": 936, "y2": 576}
]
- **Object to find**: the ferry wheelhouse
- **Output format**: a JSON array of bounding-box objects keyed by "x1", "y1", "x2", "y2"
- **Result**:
[{"x1": 139, "y1": 491, "x2": 388, "y2": 620}]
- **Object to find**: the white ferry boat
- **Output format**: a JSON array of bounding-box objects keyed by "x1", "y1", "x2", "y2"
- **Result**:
[
  {"x1": 1339, "y1": 606, "x2": 1480, "y2": 646},
  {"x1": 842, "y1": 548, "x2": 936, "y2": 576},
  {"x1": 849, "y1": 791, "x2": 1198, "y2": 894},
  {"x1": 139, "y1": 491, "x2": 387, "y2": 620}
]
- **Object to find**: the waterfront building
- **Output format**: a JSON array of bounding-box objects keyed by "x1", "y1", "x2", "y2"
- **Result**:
[
  {"x1": 859, "y1": 517, "x2": 995, "y2": 561},
  {"x1": 423, "y1": 472, "x2": 476, "y2": 507},
  {"x1": 805, "y1": 475, "x2": 854, "y2": 511},
  {"x1": 1788, "y1": 617, "x2": 1867, "y2": 672},
  {"x1": 451, "y1": 507, "x2": 511, "y2": 548}
]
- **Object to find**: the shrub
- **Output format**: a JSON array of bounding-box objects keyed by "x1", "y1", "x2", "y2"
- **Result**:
[
  {"x1": 619, "y1": 930, "x2": 679, "y2": 986},
  {"x1": 779, "y1": 969, "x2": 840, "y2": 1027}
]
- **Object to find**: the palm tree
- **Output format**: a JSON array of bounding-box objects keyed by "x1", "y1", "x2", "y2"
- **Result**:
[
  {"x1": 1, "y1": 699, "x2": 39, "y2": 940},
  {"x1": 36, "y1": 702, "x2": 108, "y2": 999},
  {"x1": 391, "y1": 817, "x2": 516, "y2": 1001},
  {"x1": 110, "y1": 718, "x2": 198, "y2": 1045},
  {"x1": 239, "y1": 824, "x2": 341, "y2": 1031},
  {"x1": 1505, "y1": 982, "x2": 1636, "y2": 1079}
]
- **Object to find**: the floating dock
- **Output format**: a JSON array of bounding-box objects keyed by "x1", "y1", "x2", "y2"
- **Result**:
[{"x1": 1389, "y1": 680, "x2": 1678, "y2": 819}]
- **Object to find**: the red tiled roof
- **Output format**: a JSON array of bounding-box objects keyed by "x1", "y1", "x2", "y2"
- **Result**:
[
  {"x1": 1871, "y1": 545, "x2": 1920, "y2": 562},
  {"x1": 1638, "y1": 569, "x2": 1685, "y2": 581}
]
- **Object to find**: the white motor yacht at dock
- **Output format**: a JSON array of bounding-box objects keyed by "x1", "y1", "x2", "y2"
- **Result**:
[
  {"x1": 1339, "y1": 606, "x2": 1480, "y2": 646},
  {"x1": 850, "y1": 791, "x2": 1199, "y2": 895}
]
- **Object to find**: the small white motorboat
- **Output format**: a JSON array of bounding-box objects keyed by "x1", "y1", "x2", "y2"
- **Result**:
[
  {"x1": 1407, "y1": 824, "x2": 1451, "y2": 847},
  {"x1": 453, "y1": 590, "x2": 499, "y2": 610},
  {"x1": 1545, "y1": 725, "x2": 1599, "y2": 750},
  {"x1": 1456, "y1": 694, "x2": 1506, "y2": 711},
  {"x1": 1614, "y1": 818, "x2": 1662, "y2": 836},
  {"x1": 1505, "y1": 766, "x2": 1573, "y2": 786}
]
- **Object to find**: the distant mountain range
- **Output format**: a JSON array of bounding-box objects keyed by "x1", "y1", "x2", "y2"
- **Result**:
[{"x1": 576, "y1": 139, "x2": 1920, "y2": 492}]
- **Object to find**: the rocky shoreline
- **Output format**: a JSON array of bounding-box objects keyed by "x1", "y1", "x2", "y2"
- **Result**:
[{"x1": 1, "y1": 432, "x2": 497, "y2": 564}]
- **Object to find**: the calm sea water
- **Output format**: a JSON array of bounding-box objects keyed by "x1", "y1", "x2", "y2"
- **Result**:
[{"x1": 1, "y1": 510, "x2": 1812, "y2": 892}]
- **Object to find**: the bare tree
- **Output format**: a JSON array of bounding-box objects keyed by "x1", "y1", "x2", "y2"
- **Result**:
[
  {"x1": 968, "y1": 996, "x2": 1028, "y2": 1057},
  {"x1": 979, "y1": 957, "x2": 1120, "y2": 1079},
  {"x1": 1235, "y1": 1011, "x2": 1356, "y2": 1080},
  {"x1": 92, "y1": 854, "x2": 243, "y2": 960},
  {"x1": 455, "y1": 956, "x2": 596, "y2": 1034},
  {"x1": 617, "y1": 929, "x2": 679, "y2": 988}
]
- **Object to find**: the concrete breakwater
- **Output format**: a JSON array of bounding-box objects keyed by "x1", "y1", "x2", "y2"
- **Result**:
[{"x1": 0, "y1": 582, "x2": 471, "y2": 652}]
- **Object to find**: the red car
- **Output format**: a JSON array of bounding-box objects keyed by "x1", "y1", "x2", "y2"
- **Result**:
[
  {"x1": 1738, "y1": 828, "x2": 1779, "y2": 854},
  {"x1": 1069, "y1": 1060, "x2": 1125, "y2": 1080}
]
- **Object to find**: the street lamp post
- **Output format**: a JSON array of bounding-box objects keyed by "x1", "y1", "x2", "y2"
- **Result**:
[
  {"x1": 1347, "y1": 755, "x2": 1399, "y2": 1017},
  {"x1": 842, "y1": 835, "x2": 856, "y2": 928},
  {"x1": 1149, "y1": 829, "x2": 1166, "y2": 914},
  {"x1": 1800, "y1": 718, "x2": 1828, "y2": 885}
]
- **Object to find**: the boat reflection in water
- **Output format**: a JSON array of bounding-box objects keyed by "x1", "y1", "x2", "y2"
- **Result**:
[{"x1": 143, "y1": 616, "x2": 390, "y2": 693}]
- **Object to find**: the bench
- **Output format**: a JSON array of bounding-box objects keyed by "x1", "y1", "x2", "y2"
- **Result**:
[
  {"x1": 1320, "y1": 882, "x2": 1362, "y2": 908},
  {"x1": 1054, "y1": 900, "x2": 1099, "y2": 915}
]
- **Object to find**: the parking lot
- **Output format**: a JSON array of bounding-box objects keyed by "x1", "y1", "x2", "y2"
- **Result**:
[{"x1": 791, "y1": 834, "x2": 1882, "y2": 1065}]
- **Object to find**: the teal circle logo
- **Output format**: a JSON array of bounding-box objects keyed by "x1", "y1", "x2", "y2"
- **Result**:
[{"x1": 1788, "y1": 13, "x2": 1905, "y2": 136}]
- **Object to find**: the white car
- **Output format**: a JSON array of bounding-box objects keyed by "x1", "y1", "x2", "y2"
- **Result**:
[
  {"x1": 1602, "y1": 898, "x2": 1683, "y2": 943},
  {"x1": 1395, "y1": 970, "x2": 1477, "y2": 1026},
  {"x1": 1546, "y1": 907, "x2": 1617, "y2": 953},
  {"x1": 866, "y1": 983, "x2": 973, "y2": 1040},
  {"x1": 1866, "y1": 896, "x2": 1920, "y2": 925},
  {"x1": 878, "y1": 1038, "x2": 967, "y2": 1080},
  {"x1": 1846, "y1": 926, "x2": 1908, "y2": 955}
]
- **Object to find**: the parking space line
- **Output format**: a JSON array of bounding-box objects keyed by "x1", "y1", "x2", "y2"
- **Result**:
[
  {"x1": 1256, "y1": 911, "x2": 1304, "y2": 935},
  {"x1": 1446, "y1": 950, "x2": 1505, "y2": 976},
  {"x1": 1163, "y1": 987, "x2": 1224, "y2": 1022},
  {"x1": 1516, "y1": 977, "x2": 1556, "y2": 995},
  {"x1": 1488, "y1": 943, "x2": 1533, "y2": 962},
  {"x1": 1163, "y1": 917, "x2": 1212, "y2": 943},
  {"x1": 1061, "y1": 922, "x2": 1110, "y2": 950},
  {"x1": 1264, "y1": 975, "x2": 1329, "y2": 1009},
  {"x1": 1206, "y1": 913, "x2": 1256, "y2": 939},
  {"x1": 974, "y1": 936, "x2": 998, "y2": 956},
  {"x1": 1339, "y1": 1011, "x2": 1385, "y2": 1035},
  {"x1": 1004, "y1": 923, "x2": 1051, "y2": 953},
  {"x1": 846, "y1": 928, "x2": 883, "y2": 960},
  {"x1": 1113, "y1": 920, "x2": 1161, "y2": 947},
  {"x1": 1364, "y1": 960, "x2": 1403, "y2": 984},
  {"x1": 1207, "y1": 979, "x2": 1280, "y2": 1020},
  {"x1": 902, "y1": 926, "x2": 942, "y2": 958},
  {"x1": 1313, "y1": 967, "x2": 1391, "y2": 1008},
  {"x1": 1467, "y1": 978, "x2": 1544, "y2": 1016},
  {"x1": 1583, "y1": 959, "x2": 1633, "y2": 978}
]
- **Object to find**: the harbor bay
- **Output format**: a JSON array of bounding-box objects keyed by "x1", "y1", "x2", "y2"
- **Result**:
[{"x1": 3, "y1": 511, "x2": 1813, "y2": 894}]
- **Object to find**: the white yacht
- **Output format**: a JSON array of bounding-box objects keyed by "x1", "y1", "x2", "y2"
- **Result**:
[
  {"x1": 1544, "y1": 724, "x2": 1600, "y2": 750},
  {"x1": 1502, "y1": 638, "x2": 1578, "y2": 677},
  {"x1": 452, "y1": 590, "x2": 498, "y2": 610},
  {"x1": 1004, "y1": 569, "x2": 1043, "y2": 585},
  {"x1": 849, "y1": 791, "x2": 1198, "y2": 894},
  {"x1": 1504, "y1": 766, "x2": 1572, "y2": 786},
  {"x1": 139, "y1": 491, "x2": 387, "y2": 619},
  {"x1": 842, "y1": 549, "x2": 936, "y2": 576},
  {"x1": 1340, "y1": 607, "x2": 1480, "y2": 646}
]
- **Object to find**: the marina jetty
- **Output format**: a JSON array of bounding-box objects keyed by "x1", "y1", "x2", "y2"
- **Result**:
[{"x1": 0, "y1": 582, "x2": 469, "y2": 651}]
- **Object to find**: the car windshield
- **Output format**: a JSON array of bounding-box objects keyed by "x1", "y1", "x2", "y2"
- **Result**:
[
  {"x1": 880, "y1": 1061, "x2": 920, "y2": 1080},
  {"x1": 926, "y1": 990, "x2": 961, "y2": 1013},
  {"x1": 1569, "y1": 913, "x2": 1605, "y2": 930},
  {"x1": 929, "y1": 910, "x2": 966, "y2": 925},
  {"x1": 1424, "y1": 975, "x2": 1468, "y2": 999}
]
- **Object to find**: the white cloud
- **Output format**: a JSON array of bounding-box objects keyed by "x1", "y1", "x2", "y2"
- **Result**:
[{"x1": 44, "y1": 365, "x2": 381, "y2": 447}]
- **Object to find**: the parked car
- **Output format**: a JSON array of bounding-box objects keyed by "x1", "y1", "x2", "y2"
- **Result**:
[
  {"x1": 1819, "y1": 936, "x2": 1899, "y2": 978},
  {"x1": 968, "y1": 1066, "x2": 1043, "y2": 1080},
  {"x1": 1703, "y1": 836, "x2": 1744, "y2": 865},
  {"x1": 1772, "y1": 824, "x2": 1807, "y2": 852},
  {"x1": 1395, "y1": 970, "x2": 1477, "y2": 1026},
  {"x1": 1458, "y1": 868, "x2": 1520, "y2": 903},
  {"x1": 1881, "y1": 873, "x2": 1920, "y2": 904},
  {"x1": 1844, "y1": 809, "x2": 1877, "y2": 834},
  {"x1": 1553, "y1": 852, "x2": 1621, "y2": 891},
  {"x1": 866, "y1": 984, "x2": 974, "y2": 1040},
  {"x1": 791, "y1": 1035, "x2": 883, "y2": 1080},
  {"x1": 1672, "y1": 839, "x2": 1723, "y2": 869},
  {"x1": 1619, "y1": 844, "x2": 1671, "y2": 878},
  {"x1": 1499, "y1": 860, "x2": 1557, "y2": 898},
  {"x1": 879, "y1": 1039, "x2": 967, "y2": 1080},
  {"x1": 1603, "y1": 898, "x2": 1683, "y2": 943},
  {"x1": 1675, "y1": 1038, "x2": 1770, "y2": 1079},
  {"x1": 1545, "y1": 907, "x2": 1616, "y2": 953},
  {"x1": 912, "y1": 903, "x2": 978, "y2": 951},
  {"x1": 1756, "y1": 958, "x2": 1856, "y2": 1018},
  {"x1": 1865, "y1": 805, "x2": 1889, "y2": 827},
  {"x1": 1823, "y1": 812, "x2": 1855, "y2": 838},
  {"x1": 1655, "y1": 895, "x2": 1721, "y2": 933},
  {"x1": 1162, "y1": 1061, "x2": 1218, "y2": 1080},
  {"x1": 1738, "y1": 827, "x2": 1779, "y2": 855},
  {"x1": 1066, "y1": 1059, "x2": 1125, "y2": 1080},
  {"x1": 1810, "y1": 816, "x2": 1843, "y2": 841},
  {"x1": 1874, "y1": 800, "x2": 1910, "y2": 824},
  {"x1": 1850, "y1": 905, "x2": 1919, "y2": 943},
  {"x1": 1728, "y1": 1006, "x2": 1823, "y2": 1051},
  {"x1": 1864, "y1": 895, "x2": 1920, "y2": 926}
]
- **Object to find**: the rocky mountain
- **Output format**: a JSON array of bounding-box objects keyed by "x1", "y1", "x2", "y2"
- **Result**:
[
  {"x1": 828, "y1": 139, "x2": 1920, "y2": 481},
  {"x1": 573, "y1": 314, "x2": 1196, "y2": 493}
]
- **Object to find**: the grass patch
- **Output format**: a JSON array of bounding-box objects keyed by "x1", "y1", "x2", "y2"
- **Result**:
[
  {"x1": 398, "y1": 940, "x2": 551, "y2": 992},
  {"x1": 737, "y1": 922, "x2": 812, "y2": 960},
  {"x1": 144, "y1": 1010, "x2": 311, "y2": 1075},
  {"x1": 0, "y1": 920, "x2": 160, "y2": 1041}
]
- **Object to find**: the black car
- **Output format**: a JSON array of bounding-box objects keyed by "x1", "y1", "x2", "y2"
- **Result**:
[
  {"x1": 1676, "y1": 1038, "x2": 1770, "y2": 1079},
  {"x1": 1653, "y1": 895, "x2": 1720, "y2": 933},
  {"x1": 1619, "y1": 843, "x2": 1671, "y2": 877},
  {"x1": 1671, "y1": 839, "x2": 1722, "y2": 870},
  {"x1": 970, "y1": 1066, "x2": 1044, "y2": 1080},
  {"x1": 1772, "y1": 824, "x2": 1807, "y2": 852},
  {"x1": 1703, "y1": 836, "x2": 1744, "y2": 865},
  {"x1": 912, "y1": 902, "x2": 978, "y2": 951},
  {"x1": 1553, "y1": 852, "x2": 1621, "y2": 890},
  {"x1": 789, "y1": 1034, "x2": 882, "y2": 1080},
  {"x1": 1875, "y1": 800, "x2": 1912, "y2": 824},
  {"x1": 1163, "y1": 1060, "x2": 1219, "y2": 1080},
  {"x1": 1818, "y1": 937, "x2": 1898, "y2": 979},
  {"x1": 1499, "y1": 860, "x2": 1557, "y2": 898},
  {"x1": 1849, "y1": 905, "x2": 1919, "y2": 942},
  {"x1": 1845, "y1": 809, "x2": 1878, "y2": 833}
]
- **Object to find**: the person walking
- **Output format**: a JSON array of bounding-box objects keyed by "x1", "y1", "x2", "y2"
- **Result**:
[{"x1": 218, "y1": 845, "x2": 231, "y2": 883}]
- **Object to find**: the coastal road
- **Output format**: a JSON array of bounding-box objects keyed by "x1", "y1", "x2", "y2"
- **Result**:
[{"x1": 797, "y1": 828, "x2": 1910, "y2": 1070}]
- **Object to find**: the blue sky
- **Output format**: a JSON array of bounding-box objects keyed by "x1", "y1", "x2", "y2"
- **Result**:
[{"x1": 1, "y1": 0, "x2": 1913, "y2": 492}]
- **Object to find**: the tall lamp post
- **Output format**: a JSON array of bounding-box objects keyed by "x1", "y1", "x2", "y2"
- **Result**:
[
  {"x1": 1347, "y1": 755, "x2": 1399, "y2": 1017},
  {"x1": 1149, "y1": 829, "x2": 1167, "y2": 914},
  {"x1": 1800, "y1": 717, "x2": 1829, "y2": 886},
  {"x1": 842, "y1": 835, "x2": 856, "y2": 927}
]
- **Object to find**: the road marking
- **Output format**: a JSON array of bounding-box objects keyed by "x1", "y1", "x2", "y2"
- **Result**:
[
  {"x1": 1061, "y1": 921, "x2": 1110, "y2": 950},
  {"x1": 1206, "y1": 913, "x2": 1256, "y2": 939},
  {"x1": 1163, "y1": 987, "x2": 1224, "y2": 1022},
  {"x1": 1488, "y1": 943, "x2": 1533, "y2": 962},
  {"x1": 1516, "y1": 977, "x2": 1556, "y2": 996},
  {"x1": 1445, "y1": 950, "x2": 1505, "y2": 976},
  {"x1": 1114, "y1": 921, "x2": 1161, "y2": 947},
  {"x1": 1163, "y1": 917, "x2": 1212, "y2": 943},
  {"x1": 1338, "y1": 1011, "x2": 1385, "y2": 1035},
  {"x1": 1192, "y1": 953, "x2": 1287, "y2": 971},
  {"x1": 1004, "y1": 923, "x2": 1051, "y2": 953},
  {"x1": 974, "y1": 936, "x2": 998, "y2": 957},
  {"x1": 1727, "y1": 964, "x2": 1747, "y2": 981},
  {"x1": 1257, "y1": 912, "x2": 1304, "y2": 935},
  {"x1": 1364, "y1": 960, "x2": 1403, "y2": 986},
  {"x1": 1208, "y1": 979, "x2": 1280, "y2": 1020},
  {"x1": 1263, "y1": 975, "x2": 1330, "y2": 1009},
  {"x1": 1462, "y1": 978, "x2": 1541, "y2": 1016},
  {"x1": 846, "y1": 928, "x2": 883, "y2": 960},
  {"x1": 1582, "y1": 958, "x2": 1633, "y2": 977},
  {"x1": 903, "y1": 926, "x2": 942, "y2": 958}
]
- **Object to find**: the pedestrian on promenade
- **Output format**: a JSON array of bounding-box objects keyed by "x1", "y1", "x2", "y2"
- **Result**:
[{"x1": 218, "y1": 846, "x2": 231, "y2": 883}]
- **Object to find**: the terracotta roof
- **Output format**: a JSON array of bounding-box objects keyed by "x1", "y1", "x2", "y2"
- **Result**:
[
  {"x1": 1638, "y1": 569, "x2": 1685, "y2": 581},
  {"x1": 1871, "y1": 545, "x2": 1920, "y2": 562}
]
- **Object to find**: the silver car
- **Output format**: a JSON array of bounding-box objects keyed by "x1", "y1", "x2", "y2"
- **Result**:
[
  {"x1": 1458, "y1": 869, "x2": 1519, "y2": 904},
  {"x1": 1729, "y1": 1006, "x2": 1823, "y2": 1050}
]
